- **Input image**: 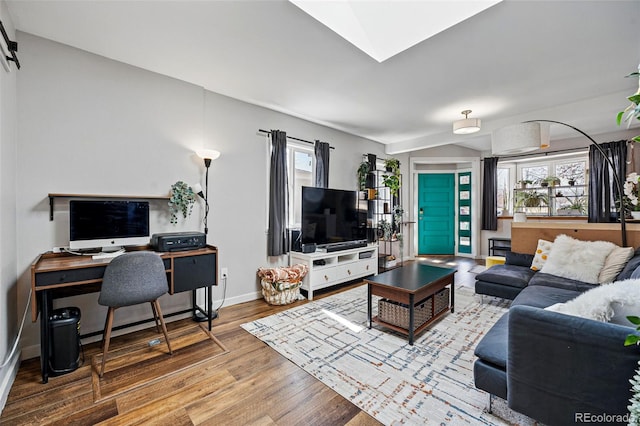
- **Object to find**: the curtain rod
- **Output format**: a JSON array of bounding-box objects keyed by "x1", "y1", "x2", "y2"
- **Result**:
[
  {"x1": 0, "y1": 21, "x2": 19, "y2": 70},
  {"x1": 258, "y1": 129, "x2": 335, "y2": 150}
]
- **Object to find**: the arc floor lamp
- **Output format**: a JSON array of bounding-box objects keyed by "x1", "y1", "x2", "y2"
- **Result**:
[{"x1": 492, "y1": 119, "x2": 627, "y2": 247}]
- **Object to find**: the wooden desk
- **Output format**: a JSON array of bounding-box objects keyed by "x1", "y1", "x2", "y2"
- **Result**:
[{"x1": 30, "y1": 245, "x2": 218, "y2": 383}]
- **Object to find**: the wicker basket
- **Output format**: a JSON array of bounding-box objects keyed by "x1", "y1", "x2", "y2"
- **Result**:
[
  {"x1": 433, "y1": 288, "x2": 450, "y2": 315},
  {"x1": 378, "y1": 297, "x2": 433, "y2": 330},
  {"x1": 260, "y1": 279, "x2": 301, "y2": 305},
  {"x1": 257, "y1": 264, "x2": 308, "y2": 305}
]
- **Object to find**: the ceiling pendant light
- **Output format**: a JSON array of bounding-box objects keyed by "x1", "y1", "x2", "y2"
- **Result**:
[{"x1": 453, "y1": 110, "x2": 481, "y2": 134}]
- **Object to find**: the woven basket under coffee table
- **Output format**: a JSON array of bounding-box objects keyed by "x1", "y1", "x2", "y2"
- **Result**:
[{"x1": 365, "y1": 263, "x2": 455, "y2": 345}]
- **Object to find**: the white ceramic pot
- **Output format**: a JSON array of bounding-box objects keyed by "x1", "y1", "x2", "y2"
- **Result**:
[{"x1": 513, "y1": 212, "x2": 527, "y2": 222}]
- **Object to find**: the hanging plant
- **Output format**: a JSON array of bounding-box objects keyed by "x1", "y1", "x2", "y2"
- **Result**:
[
  {"x1": 168, "y1": 181, "x2": 196, "y2": 224},
  {"x1": 357, "y1": 161, "x2": 370, "y2": 190}
]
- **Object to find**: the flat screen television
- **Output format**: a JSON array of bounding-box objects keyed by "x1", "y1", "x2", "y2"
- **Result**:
[
  {"x1": 301, "y1": 186, "x2": 367, "y2": 250},
  {"x1": 69, "y1": 200, "x2": 150, "y2": 251}
]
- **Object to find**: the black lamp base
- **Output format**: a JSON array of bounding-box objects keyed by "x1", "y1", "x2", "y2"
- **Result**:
[
  {"x1": 192, "y1": 310, "x2": 218, "y2": 322},
  {"x1": 192, "y1": 311, "x2": 218, "y2": 322}
]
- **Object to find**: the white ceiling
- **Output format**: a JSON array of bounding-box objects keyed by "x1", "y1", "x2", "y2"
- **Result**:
[{"x1": 6, "y1": 0, "x2": 640, "y2": 154}]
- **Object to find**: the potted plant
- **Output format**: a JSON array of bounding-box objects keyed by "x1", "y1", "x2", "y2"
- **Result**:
[
  {"x1": 541, "y1": 176, "x2": 561, "y2": 187},
  {"x1": 384, "y1": 158, "x2": 400, "y2": 174},
  {"x1": 357, "y1": 161, "x2": 370, "y2": 191},
  {"x1": 515, "y1": 190, "x2": 547, "y2": 208},
  {"x1": 558, "y1": 196, "x2": 587, "y2": 215},
  {"x1": 168, "y1": 181, "x2": 197, "y2": 224},
  {"x1": 378, "y1": 219, "x2": 392, "y2": 240},
  {"x1": 624, "y1": 316, "x2": 640, "y2": 423},
  {"x1": 617, "y1": 64, "x2": 640, "y2": 143},
  {"x1": 382, "y1": 173, "x2": 401, "y2": 197},
  {"x1": 623, "y1": 172, "x2": 640, "y2": 219},
  {"x1": 518, "y1": 180, "x2": 533, "y2": 189}
]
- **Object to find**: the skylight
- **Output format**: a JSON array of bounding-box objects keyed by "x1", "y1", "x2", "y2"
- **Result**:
[{"x1": 290, "y1": 0, "x2": 502, "y2": 62}]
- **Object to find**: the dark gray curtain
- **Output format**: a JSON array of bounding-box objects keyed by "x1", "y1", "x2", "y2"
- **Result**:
[
  {"x1": 482, "y1": 157, "x2": 499, "y2": 230},
  {"x1": 268, "y1": 130, "x2": 289, "y2": 256},
  {"x1": 588, "y1": 140, "x2": 626, "y2": 223},
  {"x1": 314, "y1": 140, "x2": 330, "y2": 188}
]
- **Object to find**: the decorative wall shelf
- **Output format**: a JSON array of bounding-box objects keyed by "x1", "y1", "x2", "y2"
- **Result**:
[{"x1": 47, "y1": 193, "x2": 170, "y2": 221}]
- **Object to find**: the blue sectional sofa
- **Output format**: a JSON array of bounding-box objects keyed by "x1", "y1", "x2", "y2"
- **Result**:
[{"x1": 473, "y1": 249, "x2": 640, "y2": 425}]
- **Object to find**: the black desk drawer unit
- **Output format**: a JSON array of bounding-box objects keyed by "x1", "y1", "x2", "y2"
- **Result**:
[
  {"x1": 172, "y1": 254, "x2": 216, "y2": 293},
  {"x1": 35, "y1": 258, "x2": 172, "y2": 287},
  {"x1": 36, "y1": 266, "x2": 106, "y2": 287}
]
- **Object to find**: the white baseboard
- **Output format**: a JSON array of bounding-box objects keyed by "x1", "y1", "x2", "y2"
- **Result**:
[{"x1": 0, "y1": 348, "x2": 20, "y2": 414}]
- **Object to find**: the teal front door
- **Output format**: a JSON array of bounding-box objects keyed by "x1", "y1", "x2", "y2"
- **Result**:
[{"x1": 418, "y1": 173, "x2": 455, "y2": 254}]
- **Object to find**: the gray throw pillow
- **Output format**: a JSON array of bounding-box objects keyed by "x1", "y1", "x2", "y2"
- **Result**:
[
  {"x1": 505, "y1": 251, "x2": 535, "y2": 268},
  {"x1": 616, "y1": 248, "x2": 640, "y2": 281}
]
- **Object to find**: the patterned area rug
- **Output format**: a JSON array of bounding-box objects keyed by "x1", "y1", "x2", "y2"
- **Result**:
[
  {"x1": 469, "y1": 264, "x2": 487, "y2": 274},
  {"x1": 242, "y1": 284, "x2": 510, "y2": 425}
]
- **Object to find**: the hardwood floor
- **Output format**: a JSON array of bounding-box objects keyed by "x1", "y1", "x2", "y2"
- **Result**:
[{"x1": 1, "y1": 257, "x2": 481, "y2": 425}]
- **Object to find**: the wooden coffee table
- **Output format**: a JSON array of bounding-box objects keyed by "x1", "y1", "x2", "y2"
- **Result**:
[{"x1": 365, "y1": 263, "x2": 456, "y2": 345}]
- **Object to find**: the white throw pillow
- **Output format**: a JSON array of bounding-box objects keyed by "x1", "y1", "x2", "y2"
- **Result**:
[
  {"x1": 540, "y1": 234, "x2": 617, "y2": 284},
  {"x1": 530, "y1": 239, "x2": 553, "y2": 271},
  {"x1": 599, "y1": 246, "x2": 634, "y2": 284},
  {"x1": 545, "y1": 279, "x2": 640, "y2": 324}
]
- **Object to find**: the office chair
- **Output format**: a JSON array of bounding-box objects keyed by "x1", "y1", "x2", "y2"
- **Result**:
[{"x1": 98, "y1": 251, "x2": 173, "y2": 377}]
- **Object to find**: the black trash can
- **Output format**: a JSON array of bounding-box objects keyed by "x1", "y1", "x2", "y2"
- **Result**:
[{"x1": 48, "y1": 307, "x2": 81, "y2": 375}]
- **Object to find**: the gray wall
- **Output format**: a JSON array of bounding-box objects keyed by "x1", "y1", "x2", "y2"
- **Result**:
[
  {"x1": 0, "y1": 1, "x2": 18, "y2": 408},
  {"x1": 15, "y1": 32, "x2": 386, "y2": 359}
]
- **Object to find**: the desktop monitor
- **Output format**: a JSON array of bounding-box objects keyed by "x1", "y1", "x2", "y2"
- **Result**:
[{"x1": 69, "y1": 200, "x2": 150, "y2": 251}]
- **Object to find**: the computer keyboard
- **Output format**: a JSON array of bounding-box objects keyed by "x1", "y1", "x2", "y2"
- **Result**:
[{"x1": 92, "y1": 249, "x2": 125, "y2": 260}]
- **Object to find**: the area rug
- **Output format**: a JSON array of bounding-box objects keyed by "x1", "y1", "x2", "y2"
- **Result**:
[
  {"x1": 241, "y1": 284, "x2": 510, "y2": 425},
  {"x1": 469, "y1": 264, "x2": 487, "y2": 274},
  {"x1": 91, "y1": 322, "x2": 228, "y2": 402}
]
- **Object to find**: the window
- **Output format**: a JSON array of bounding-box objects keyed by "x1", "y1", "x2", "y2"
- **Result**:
[
  {"x1": 497, "y1": 167, "x2": 510, "y2": 215},
  {"x1": 499, "y1": 152, "x2": 588, "y2": 216},
  {"x1": 288, "y1": 145, "x2": 314, "y2": 227}
]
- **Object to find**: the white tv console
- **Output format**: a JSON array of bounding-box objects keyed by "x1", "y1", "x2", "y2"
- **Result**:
[{"x1": 290, "y1": 244, "x2": 378, "y2": 300}]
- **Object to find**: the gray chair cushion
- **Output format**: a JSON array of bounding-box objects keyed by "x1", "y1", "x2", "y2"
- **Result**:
[
  {"x1": 98, "y1": 252, "x2": 169, "y2": 307},
  {"x1": 475, "y1": 264, "x2": 535, "y2": 289}
]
